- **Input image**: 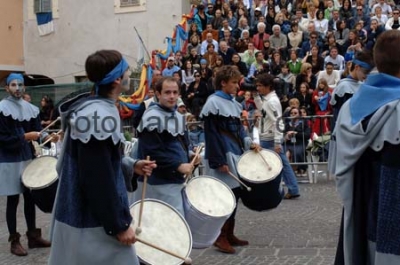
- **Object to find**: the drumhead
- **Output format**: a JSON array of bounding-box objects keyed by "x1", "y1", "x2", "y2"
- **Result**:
[
  {"x1": 22, "y1": 156, "x2": 58, "y2": 190},
  {"x1": 130, "y1": 199, "x2": 192, "y2": 265},
  {"x1": 185, "y1": 176, "x2": 236, "y2": 218},
  {"x1": 237, "y1": 149, "x2": 283, "y2": 183}
]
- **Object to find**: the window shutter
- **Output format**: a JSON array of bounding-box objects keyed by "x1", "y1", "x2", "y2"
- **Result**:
[{"x1": 34, "y1": 0, "x2": 52, "y2": 13}]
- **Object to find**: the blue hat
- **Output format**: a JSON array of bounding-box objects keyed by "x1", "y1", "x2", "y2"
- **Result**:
[
  {"x1": 6, "y1": 73, "x2": 24, "y2": 85},
  {"x1": 200, "y1": 59, "x2": 207, "y2": 64}
]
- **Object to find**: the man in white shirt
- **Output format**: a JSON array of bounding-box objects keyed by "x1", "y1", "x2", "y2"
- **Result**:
[
  {"x1": 372, "y1": 0, "x2": 392, "y2": 15},
  {"x1": 317, "y1": 62, "x2": 340, "y2": 88},
  {"x1": 324, "y1": 47, "x2": 345, "y2": 71},
  {"x1": 200, "y1": 33, "x2": 219, "y2": 55}
]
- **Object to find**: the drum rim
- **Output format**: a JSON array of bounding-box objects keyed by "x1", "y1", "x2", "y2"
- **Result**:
[
  {"x1": 184, "y1": 175, "x2": 237, "y2": 218},
  {"x1": 237, "y1": 149, "x2": 283, "y2": 184},
  {"x1": 21, "y1": 156, "x2": 58, "y2": 190},
  {"x1": 130, "y1": 198, "x2": 193, "y2": 264}
]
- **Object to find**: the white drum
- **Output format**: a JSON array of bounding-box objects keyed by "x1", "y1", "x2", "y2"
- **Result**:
[
  {"x1": 130, "y1": 199, "x2": 192, "y2": 265},
  {"x1": 22, "y1": 156, "x2": 58, "y2": 213},
  {"x1": 237, "y1": 149, "x2": 282, "y2": 183},
  {"x1": 183, "y1": 176, "x2": 236, "y2": 248}
]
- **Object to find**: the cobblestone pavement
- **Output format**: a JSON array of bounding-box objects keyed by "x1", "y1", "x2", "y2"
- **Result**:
[{"x1": 0, "y1": 178, "x2": 341, "y2": 265}]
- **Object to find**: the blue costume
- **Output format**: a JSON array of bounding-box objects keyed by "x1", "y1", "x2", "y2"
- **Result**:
[
  {"x1": 49, "y1": 57, "x2": 140, "y2": 265},
  {"x1": 49, "y1": 94, "x2": 139, "y2": 265},
  {"x1": 0, "y1": 73, "x2": 52, "y2": 257},
  {"x1": 200, "y1": 91, "x2": 253, "y2": 189},
  {"x1": 135, "y1": 103, "x2": 189, "y2": 216},
  {"x1": 329, "y1": 73, "x2": 400, "y2": 265}
]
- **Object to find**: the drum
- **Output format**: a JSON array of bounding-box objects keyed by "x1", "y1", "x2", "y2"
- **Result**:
[
  {"x1": 237, "y1": 149, "x2": 283, "y2": 212},
  {"x1": 22, "y1": 156, "x2": 58, "y2": 213},
  {"x1": 130, "y1": 199, "x2": 192, "y2": 265},
  {"x1": 183, "y1": 176, "x2": 236, "y2": 248}
]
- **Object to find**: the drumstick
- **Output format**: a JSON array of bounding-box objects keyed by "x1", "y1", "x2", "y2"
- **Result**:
[
  {"x1": 227, "y1": 171, "x2": 252, "y2": 192},
  {"x1": 257, "y1": 152, "x2": 272, "y2": 171},
  {"x1": 136, "y1": 237, "x2": 192, "y2": 264},
  {"x1": 39, "y1": 130, "x2": 62, "y2": 147},
  {"x1": 136, "y1": 155, "x2": 150, "y2": 234},
  {"x1": 39, "y1": 117, "x2": 61, "y2": 134},
  {"x1": 183, "y1": 143, "x2": 204, "y2": 184}
]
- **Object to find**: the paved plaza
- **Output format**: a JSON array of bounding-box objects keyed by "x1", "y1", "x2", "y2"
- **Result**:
[{"x1": 0, "y1": 178, "x2": 341, "y2": 265}]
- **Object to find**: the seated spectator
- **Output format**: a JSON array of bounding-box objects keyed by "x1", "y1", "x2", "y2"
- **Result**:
[
  {"x1": 200, "y1": 33, "x2": 219, "y2": 55},
  {"x1": 233, "y1": 17, "x2": 250, "y2": 40},
  {"x1": 188, "y1": 23, "x2": 201, "y2": 41},
  {"x1": 366, "y1": 18, "x2": 385, "y2": 50},
  {"x1": 270, "y1": 24, "x2": 288, "y2": 59},
  {"x1": 262, "y1": 39, "x2": 274, "y2": 61},
  {"x1": 317, "y1": 62, "x2": 340, "y2": 88},
  {"x1": 211, "y1": 9, "x2": 224, "y2": 30},
  {"x1": 199, "y1": 59, "x2": 213, "y2": 81},
  {"x1": 324, "y1": 47, "x2": 345, "y2": 70},
  {"x1": 287, "y1": 22, "x2": 304, "y2": 51},
  {"x1": 252, "y1": 22, "x2": 271, "y2": 51},
  {"x1": 296, "y1": 62, "x2": 317, "y2": 92},
  {"x1": 219, "y1": 19, "x2": 233, "y2": 40},
  {"x1": 339, "y1": 0, "x2": 355, "y2": 26},
  {"x1": 187, "y1": 73, "x2": 209, "y2": 117},
  {"x1": 162, "y1": 56, "x2": 181, "y2": 76},
  {"x1": 241, "y1": 42, "x2": 260, "y2": 68},
  {"x1": 247, "y1": 51, "x2": 268, "y2": 79},
  {"x1": 218, "y1": 40, "x2": 235, "y2": 65},
  {"x1": 314, "y1": 10, "x2": 329, "y2": 38},
  {"x1": 287, "y1": 49, "x2": 302, "y2": 75},
  {"x1": 234, "y1": 29, "x2": 251, "y2": 53},
  {"x1": 226, "y1": 9, "x2": 238, "y2": 29},
  {"x1": 277, "y1": 63, "x2": 296, "y2": 95},
  {"x1": 321, "y1": 33, "x2": 338, "y2": 58},
  {"x1": 270, "y1": 51, "x2": 286, "y2": 76},
  {"x1": 181, "y1": 60, "x2": 197, "y2": 88},
  {"x1": 334, "y1": 20, "x2": 349, "y2": 48},
  {"x1": 220, "y1": 29, "x2": 237, "y2": 48},
  {"x1": 371, "y1": 6, "x2": 388, "y2": 27},
  {"x1": 187, "y1": 35, "x2": 202, "y2": 57},
  {"x1": 203, "y1": 43, "x2": 218, "y2": 69},
  {"x1": 201, "y1": 24, "x2": 219, "y2": 42},
  {"x1": 302, "y1": 45, "x2": 324, "y2": 76},
  {"x1": 231, "y1": 53, "x2": 249, "y2": 76},
  {"x1": 300, "y1": 31, "x2": 322, "y2": 58},
  {"x1": 185, "y1": 46, "x2": 201, "y2": 66},
  {"x1": 385, "y1": 8, "x2": 400, "y2": 30}
]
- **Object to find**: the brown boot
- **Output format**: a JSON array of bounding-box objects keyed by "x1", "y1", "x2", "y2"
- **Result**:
[
  {"x1": 26, "y1": 229, "x2": 51, "y2": 249},
  {"x1": 9, "y1": 233, "x2": 28, "y2": 256},
  {"x1": 227, "y1": 219, "x2": 249, "y2": 246},
  {"x1": 213, "y1": 220, "x2": 235, "y2": 254}
]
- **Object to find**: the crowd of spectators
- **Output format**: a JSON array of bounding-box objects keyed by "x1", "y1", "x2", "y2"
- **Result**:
[{"x1": 155, "y1": 0, "x2": 395, "y2": 166}]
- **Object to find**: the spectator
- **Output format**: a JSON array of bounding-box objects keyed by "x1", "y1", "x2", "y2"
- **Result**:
[
  {"x1": 181, "y1": 60, "x2": 197, "y2": 88},
  {"x1": 302, "y1": 45, "x2": 325, "y2": 76},
  {"x1": 311, "y1": 78, "x2": 332, "y2": 135},
  {"x1": 270, "y1": 25, "x2": 288, "y2": 59},
  {"x1": 187, "y1": 34, "x2": 202, "y2": 56},
  {"x1": 287, "y1": 22, "x2": 304, "y2": 51},
  {"x1": 317, "y1": 62, "x2": 341, "y2": 88},
  {"x1": 187, "y1": 114, "x2": 205, "y2": 152},
  {"x1": 385, "y1": 8, "x2": 400, "y2": 30},
  {"x1": 201, "y1": 33, "x2": 219, "y2": 55},
  {"x1": 252, "y1": 22, "x2": 270, "y2": 51},
  {"x1": 296, "y1": 62, "x2": 317, "y2": 91},
  {"x1": 187, "y1": 73, "x2": 209, "y2": 117},
  {"x1": 162, "y1": 56, "x2": 181, "y2": 77},
  {"x1": 324, "y1": 47, "x2": 345, "y2": 70},
  {"x1": 295, "y1": 82, "x2": 313, "y2": 115},
  {"x1": 287, "y1": 49, "x2": 302, "y2": 75},
  {"x1": 39, "y1": 95, "x2": 55, "y2": 127},
  {"x1": 231, "y1": 53, "x2": 249, "y2": 76}
]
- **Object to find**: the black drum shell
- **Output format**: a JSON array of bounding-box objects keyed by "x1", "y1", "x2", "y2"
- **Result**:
[
  {"x1": 239, "y1": 175, "x2": 283, "y2": 212},
  {"x1": 29, "y1": 179, "x2": 58, "y2": 213}
]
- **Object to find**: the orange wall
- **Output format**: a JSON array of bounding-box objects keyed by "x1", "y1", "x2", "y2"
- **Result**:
[{"x1": 0, "y1": 0, "x2": 24, "y2": 67}]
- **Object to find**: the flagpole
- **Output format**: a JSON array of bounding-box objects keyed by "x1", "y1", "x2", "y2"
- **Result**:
[{"x1": 134, "y1": 26, "x2": 152, "y2": 64}]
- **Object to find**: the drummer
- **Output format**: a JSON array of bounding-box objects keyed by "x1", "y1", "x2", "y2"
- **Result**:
[
  {"x1": 200, "y1": 65, "x2": 261, "y2": 254},
  {"x1": 0, "y1": 73, "x2": 59, "y2": 256},
  {"x1": 135, "y1": 76, "x2": 201, "y2": 216},
  {"x1": 48, "y1": 50, "x2": 156, "y2": 265}
]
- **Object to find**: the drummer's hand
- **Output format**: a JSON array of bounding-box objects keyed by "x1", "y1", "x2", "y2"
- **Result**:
[
  {"x1": 218, "y1": 165, "x2": 229, "y2": 173},
  {"x1": 24, "y1": 131, "x2": 40, "y2": 141},
  {"x1": 274, "y1": 144, "x2": 282, "y2": 154},
  {"x1": 116, "y1": 226, "x2": 136, "y2": 245},
  {"x1": 178, "y1": 163, "x2": 194, "y2": 175},
  {"x1": 134, "y1": 160, "x2": 157, "y2": 177},
  {"x1": 250, "y1": 143, "x2": 262, "y2": 152},
  {"x1": 190, "y1": 154, "x2": 202, "y2": 166}
]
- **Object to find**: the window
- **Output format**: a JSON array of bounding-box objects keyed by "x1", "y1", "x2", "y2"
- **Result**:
[
  {"x1": 114, "y1": 0, "x2": 146, "y2": 13},
  {"x1": 28, "y1": 0, "x2": 59, "y2": 20},
  {"x1": 34, "y1": 0, "x2": 52, "y2": 13},
  {"x1": 120, "y1": 0, "x2": 140, "y2": 7}
]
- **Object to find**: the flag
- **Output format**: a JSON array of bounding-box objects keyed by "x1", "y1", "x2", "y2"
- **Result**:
[{"x1": 36, "y1": 12, "x2": 54, "y2": 36}]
